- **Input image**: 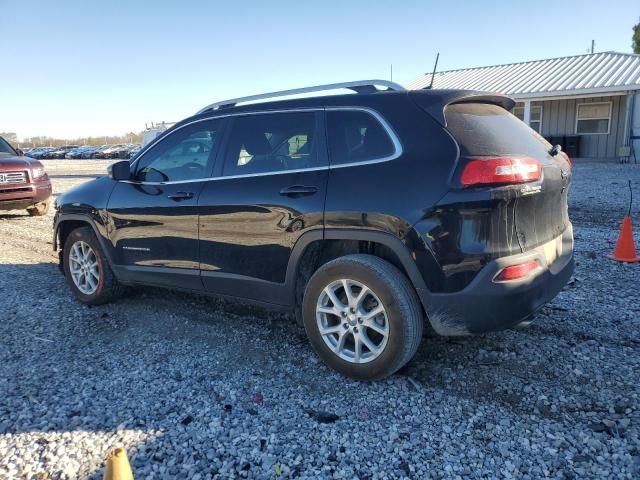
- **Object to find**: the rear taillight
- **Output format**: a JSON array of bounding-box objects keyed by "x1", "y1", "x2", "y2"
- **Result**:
[
  {"x1": 460, "y1": 156, "x2": 542, "y2": 187},
  {"x1": 494, "y1": 260, "x2": 539, "y2": 282}
]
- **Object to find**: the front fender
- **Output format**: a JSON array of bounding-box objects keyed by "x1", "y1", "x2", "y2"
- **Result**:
[
  {"x1": 53, "y1": 213, "x2": 117, "y2": 270},
  {"x1": 53, "y1": 176, "x2": 118, "y2": 266}
]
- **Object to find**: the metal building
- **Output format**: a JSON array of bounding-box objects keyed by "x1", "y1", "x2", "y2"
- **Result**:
[{"x1": 407, "y1": 52, "x2": 640, "y2": 162}]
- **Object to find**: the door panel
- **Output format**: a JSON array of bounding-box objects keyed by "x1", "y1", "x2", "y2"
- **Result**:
[
  {"x1": 107, "y1": 181, "x2": 205, "y2": 289},
  {"x1": 198, "y1": 111, "x2": 327, "y2": 304},
  {"x1": 199, "y1": 170, "x2": 326, "y2": 280},
  {"x1": 106, "y1": 118, "x2": 225, "y2": 290}
]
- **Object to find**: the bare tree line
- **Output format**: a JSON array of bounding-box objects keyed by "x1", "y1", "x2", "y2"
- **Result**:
[{"x1": 1, "y1": 131, "x2": 143, "y2": 148}]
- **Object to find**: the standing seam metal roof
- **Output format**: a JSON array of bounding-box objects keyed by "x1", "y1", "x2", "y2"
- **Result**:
[{"x1": 406, "y1": 52, "x2": 640, "y2": 98}]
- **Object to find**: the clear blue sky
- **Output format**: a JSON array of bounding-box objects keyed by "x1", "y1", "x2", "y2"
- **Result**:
[{"x1": 2, "y1": 0, "x2": 638, "y2": 140}]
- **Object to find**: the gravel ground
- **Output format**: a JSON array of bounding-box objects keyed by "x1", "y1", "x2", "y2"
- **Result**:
[{"x1": 1, "y1": 164, "x2": 639, "y2": 479}]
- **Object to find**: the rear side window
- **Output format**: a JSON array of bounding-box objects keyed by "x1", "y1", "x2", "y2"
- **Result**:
[
  {"x1": 445, "y1": 103, "x2": 551, "y2": 157},
  {"x1": 326, "y1": 110, "x2": 395, "y2": 165},
  {"x1": 222, "y1": 112, "x2": 320, "y2": 176}
]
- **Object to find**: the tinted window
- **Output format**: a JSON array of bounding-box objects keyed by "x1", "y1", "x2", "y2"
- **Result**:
[
  {"x1": 445, "y1": 103, "x2": 551, "y2": 157},
  {"x1": 223, "y1": 112, "x2": 319, "y2": 176},
  {"x1": 135, "y1": 120, "x2": 221, "y2": 182},
  {"x1": 326, "y1": 110, "x2": 395, "y2": 165},
  {"x1": 0, "y1": 137, "x2": 15, "y2": 156}
]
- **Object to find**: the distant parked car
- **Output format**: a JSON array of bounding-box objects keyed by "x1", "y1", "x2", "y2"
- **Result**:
[
  {"x1": 65, "y1": 147, "x2": 89, "y2": 159},
  {"x1": 80, "y1": 147, "x2": 98, "y2": 159},
  {"x1": 50, "y1": 146, "x2": 79, "y2": 159},
  {"x1": 27, "y1": 147, "x2": 56, "y2": 159},
  {"x1": 94, "y1": 145, "x2": 114, "y2": 159},
  {"x1": 127, "y1": 145, "x2": 141, "y2": 159},
  {"x1": 0, "y1": 136, "x2": 52, "y2": 216},
  {"x1": 103, "y1": 145, "x2": 129, "y2": 159},
  {"x1": 66, "y1": 146, "x2": 98, "y2": 159}
]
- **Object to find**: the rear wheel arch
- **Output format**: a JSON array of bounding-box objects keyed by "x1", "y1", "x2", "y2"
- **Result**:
[{"x1": 288, "y1": 229, "x2": 428, "y2": 324}]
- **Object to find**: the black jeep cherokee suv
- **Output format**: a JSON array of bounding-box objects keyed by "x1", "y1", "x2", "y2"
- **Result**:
[{"x1": 54, "y1": 80, "x2": 574, "y2": 380}]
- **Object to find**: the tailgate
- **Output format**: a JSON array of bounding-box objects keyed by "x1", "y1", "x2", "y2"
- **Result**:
[{"x1": 445, "y1": 101, "x2": 572, "y2": 254}]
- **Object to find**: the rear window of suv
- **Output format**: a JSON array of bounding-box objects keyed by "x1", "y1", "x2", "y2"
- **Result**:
[
  {"x1": 445, "y1": 103, "x2": 551, "y2": 158},
  {"x1": 326, "y1": 110, "x2": 396, "y2": 165}
]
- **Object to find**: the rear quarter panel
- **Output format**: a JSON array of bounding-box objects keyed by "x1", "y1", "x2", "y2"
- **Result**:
[{"x1": 323, "y1": 95, "x2": 459, "y2": 238}]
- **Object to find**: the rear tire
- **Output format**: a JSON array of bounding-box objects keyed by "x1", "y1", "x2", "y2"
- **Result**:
[
  {"x1": 27, "y1": 201, "x2": 49, "y2": 217},
  {"x1": 63, "y1": 226, "x2": 125, "y2": 305},
  {"x1": 303, "y1": 254, "x2": 423, "y2": 381}
]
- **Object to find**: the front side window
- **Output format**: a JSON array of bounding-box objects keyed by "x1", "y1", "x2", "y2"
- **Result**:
[
  {"x1": 0, "y1": 137, "x2": 16, "y2": 156},
  {"x1": 326, "y1": 110, "x2": 395, "y2": 165},
  {"x1": 223, "y1": 112, "x2": 319, "y2": 176},
  {"x1": 135, "y1": 120, "x2": 222, "y2": 182},
  {"x1": 576, "y1": 102, "x2": 611, "y2": 134}
]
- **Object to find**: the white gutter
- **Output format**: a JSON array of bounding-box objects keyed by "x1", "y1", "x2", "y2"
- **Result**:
[{"x1": 510, "y1": 85, "x2": 640, "y2": 101}]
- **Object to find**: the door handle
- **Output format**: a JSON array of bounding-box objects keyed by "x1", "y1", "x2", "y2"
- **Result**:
[
  {"x1": 167, "y1": 191, "x2": 194, "y2": 201},
  {"x1": 279, "y1": 185, "x2": 318, "y2": 196}
]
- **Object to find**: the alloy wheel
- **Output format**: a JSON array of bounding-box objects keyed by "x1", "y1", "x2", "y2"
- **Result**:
[
  {"x1": 68, "y1": 241, "x2": 100, "y2": 295},
  {"x1": 316, "y1": 279, "x2": 389, "y2": 363}
]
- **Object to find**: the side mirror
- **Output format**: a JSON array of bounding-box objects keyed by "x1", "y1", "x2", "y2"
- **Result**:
[
  {"x1": 108, "y1": 160, "x2": 131, "y2": 181},
  {"x1": 16, "y1": 148, "x2": 24, "y2": 157}
]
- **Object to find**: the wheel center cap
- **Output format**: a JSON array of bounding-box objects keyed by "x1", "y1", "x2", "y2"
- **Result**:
[{"x1": 347, "y1": 313, "x2": 357, "y2": 325}]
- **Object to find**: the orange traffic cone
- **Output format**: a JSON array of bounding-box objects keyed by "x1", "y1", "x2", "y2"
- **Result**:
[
  {"x1": 609, "y1": 215, "x2": 640, "y2": 263},
  {"x1": 103, "y1": 448, "x2": 134, "y2": 480}
]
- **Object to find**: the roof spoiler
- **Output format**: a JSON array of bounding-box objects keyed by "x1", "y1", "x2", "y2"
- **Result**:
[{"x1": 409, "y1": 90, "x2": 515, "y2": 127}]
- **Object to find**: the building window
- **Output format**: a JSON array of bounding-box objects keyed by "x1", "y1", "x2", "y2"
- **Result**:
[
  {"x1": 512, "y1": 104, "x2": 543, "y2": 133},
  {"x1": 576, "y1": 102, "x2": 611, "y2": 134}
]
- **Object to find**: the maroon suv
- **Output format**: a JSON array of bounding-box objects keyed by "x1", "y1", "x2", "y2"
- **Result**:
[{"x1": 0, "y1": 136, "x2": 52, "y2": 216}]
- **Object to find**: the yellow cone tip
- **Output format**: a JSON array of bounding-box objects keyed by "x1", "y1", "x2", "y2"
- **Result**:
[{"x1": 103, "y1": 447, "x2": 134, "y2": 480}]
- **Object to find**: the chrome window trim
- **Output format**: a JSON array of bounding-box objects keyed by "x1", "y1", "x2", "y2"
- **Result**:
[{"x1": 126, "y1": 107, "x2": 403, "y2": 186}]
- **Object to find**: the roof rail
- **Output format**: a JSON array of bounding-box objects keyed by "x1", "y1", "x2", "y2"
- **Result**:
[{"x1": 196, "y1": 79, "x2": 406, "y2": 114}]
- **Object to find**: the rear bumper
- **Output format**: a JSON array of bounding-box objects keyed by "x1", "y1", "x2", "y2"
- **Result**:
[{"x1": 419, "y1": 224, "x2": 574, "y2": 335}]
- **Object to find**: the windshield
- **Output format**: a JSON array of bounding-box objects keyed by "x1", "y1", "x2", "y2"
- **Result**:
[{"x1": 0, "y1": 137, "x2": 16, "y2": 156}]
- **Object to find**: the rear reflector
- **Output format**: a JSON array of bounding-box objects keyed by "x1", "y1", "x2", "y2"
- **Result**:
[
  {"x1": 494, "y1": 260, "x2": 539, "y2": 282},
  {"x1": 461, "y1": 157, "x2": 542, "y2": 187}
]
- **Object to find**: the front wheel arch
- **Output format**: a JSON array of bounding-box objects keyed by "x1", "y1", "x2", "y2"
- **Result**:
[{"x1": 55, "y1": 215, "x2": 116, "y2": 272}]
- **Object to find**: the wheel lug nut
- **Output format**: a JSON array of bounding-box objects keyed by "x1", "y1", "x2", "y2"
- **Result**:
[
  {"x1": 354, "y1": 327, "x2": 359, "y2": 333},
  {"x1": 357, "y1": 318, "x2": 363, "y2": 324},
  {"x1": 343, "y1": 323, "x2": 348, "y2": 329}
]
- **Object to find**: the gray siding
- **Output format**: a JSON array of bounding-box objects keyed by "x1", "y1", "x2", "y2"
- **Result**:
[{"x1": 532, "y1": 95, "x2": 627, "y2": 159}]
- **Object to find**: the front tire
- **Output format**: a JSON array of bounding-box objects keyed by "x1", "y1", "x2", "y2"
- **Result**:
[
  {"x1": 303, "y1": 254, "x2": 423, "y2": 381},
  {"x1": 63, "y1": 226, "x2": 125, "y2": 305},
  {"x1": 27, "y1": 201, "x2": 49, "y2": 216}
]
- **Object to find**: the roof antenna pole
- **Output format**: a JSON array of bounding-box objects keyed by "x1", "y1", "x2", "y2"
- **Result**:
[{"x1": 428, "y1": 52, "x2": 440, "y2": 89}]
